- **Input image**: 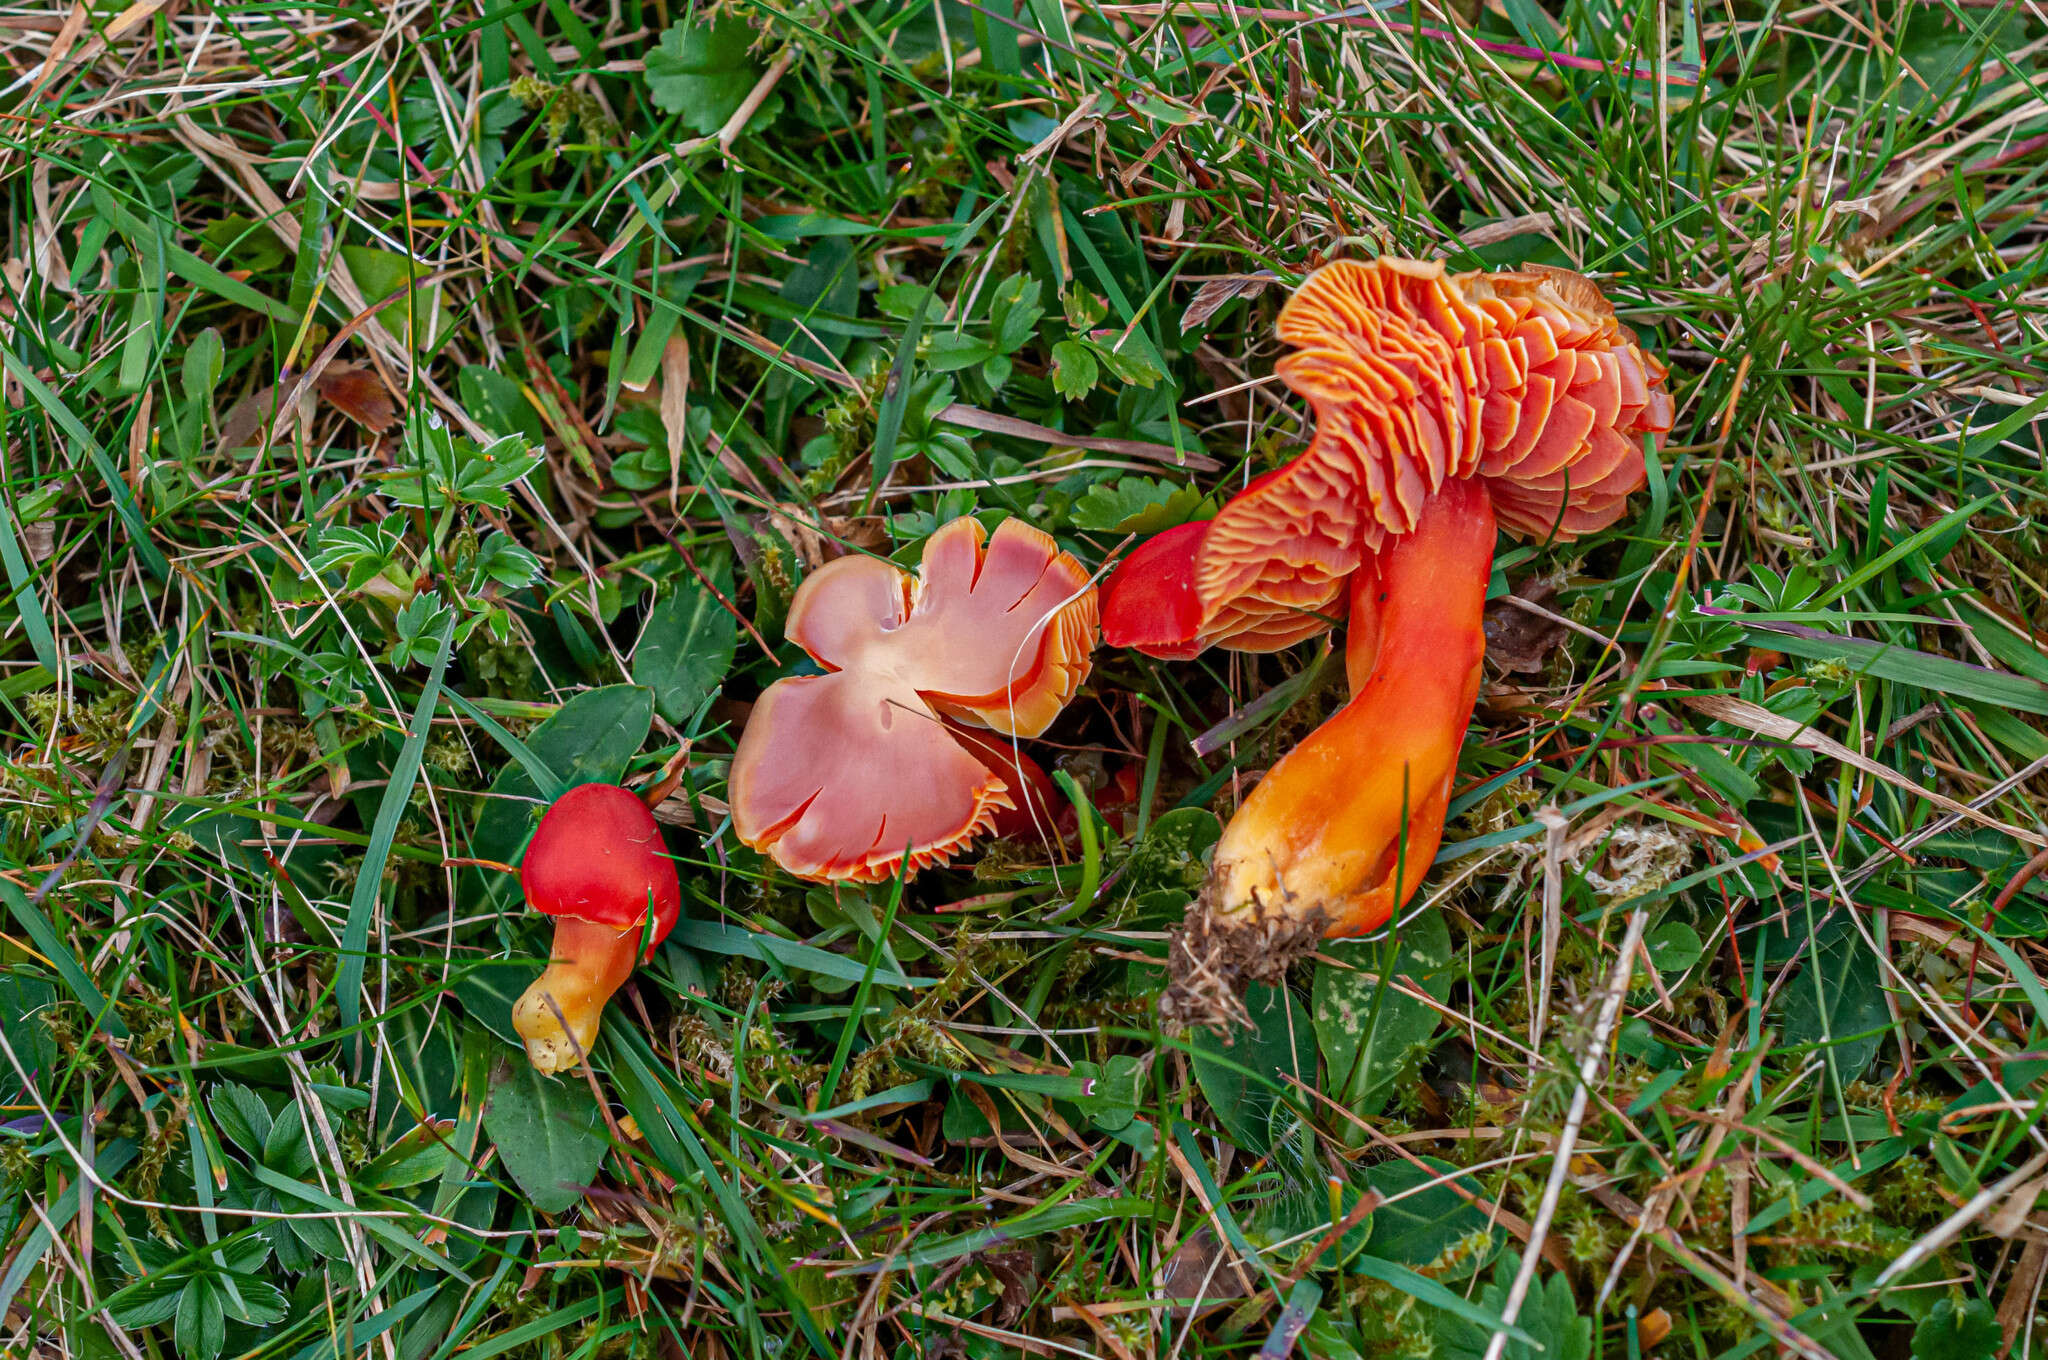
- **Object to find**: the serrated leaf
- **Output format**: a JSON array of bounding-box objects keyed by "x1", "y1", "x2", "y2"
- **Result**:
[
  {"x1": 1913, "y1": 1298, "x2": 2001, "y2": 1360},
  {"x1": 989, "y1": 273, "x2": 1045, "y2": 353},
  {"x1": 1069, "y1": 475, "x2": 1214, "y2": 535},
  {"x1": 1088, "y1": 334, "x2": 1163, "y2": 388},
  {"x1": 482, "y1": 1061, "x2": 609, "y2": 1214},
  {"x1": 645, "y1": 20, "x2": 779, "y2": 136},
  {"x1": 176, "y1": 1279, "x2": 226, "y2": 1360},
  {"x1": 1435, "y1": 1255, "x2": 1589, "y2": 1360},
  {"x1": 470, "y1": 533, "x2": 542, "y2": 590},
  {"x1": 1051, "y1": 340, "x2": 1097, "y2": 400}
]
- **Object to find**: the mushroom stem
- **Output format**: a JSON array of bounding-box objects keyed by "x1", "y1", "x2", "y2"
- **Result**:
[
  {"x1": 513, "y1": 916, "x2": 644, "y2": 1074},
  {"x1": 1165, "y1": 478, "x2": 1494, "y2": 1027}
]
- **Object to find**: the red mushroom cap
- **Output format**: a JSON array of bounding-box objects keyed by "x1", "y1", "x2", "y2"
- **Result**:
[
  {"x1": 520, "y1": 783, "x2": 682, "y2": 959},
  {"x1": 730, "y1": 516, "x2": 1098, "y2": 884},
  {"x1": 1099, "y1": 520, "x2": 1209, "y2": 660}
]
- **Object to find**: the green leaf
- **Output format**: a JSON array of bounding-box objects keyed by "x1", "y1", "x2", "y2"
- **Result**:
[
  {"x1": 1313, "y1": 912, "x2": 1454, "y2": 1116},
  {"x1": 989, "y1": 273, "x2": 1045, "y2": 353},
  {"x1": 182, "y1": 329, "x2": 224, "y2": 404},
  {"x1": 925, "y1": 331, "x2": 996, "y2": 372},
  {"x1": 769, "y1": 237, "x2": 860, "y2": 371},
  {"x1": 481, "y1": 1061, "x2": 610, "y2": 1214},
  {"x1": 1912, "y1": 1297, "x2": 2002, "y2": 1360},
  {"x1": 1363, "y1": 1157, "x2": 1495, "y2": 1272},
  {"x1": 469, "y1": 685, "x2": 656, "y2": 868},
  {"x1": 1645, "y1": 920, "x2": 1704, "y2": 976},
  {"x1": 0, "y1": 349, "x2": 168, "y2": 580},
  {"x1": 339, "y1": 616, "x2": 455, "y2": 1031},
  {"x1": 1088, "y1": 335, "x2": 1164, "y2": 388},
  {"x1": 459, "y1": 366, "x2": 546, "y2": 445},
  {"x1": 364, "y1": 1121, "x2": 462, "y2": 1191},
  {"x1": 0, "y1": 970, "x2": 59, "y2": 1091},
  {"x1": 1774, "y1": 912, "x2": 1890, "y2": 1085},
  {"x1": 1068, "y1": 475, "x2": 1214, "y2": 535},
  {"x1": 1739, "y1": 627, "x2": 2048, "y2": 714},
  {"x1": 1050, "y1": 340, "x2": 1097, "y2": 400},
  {"x1": 645, "y1": 20, "x2": 779, "y2": 136},
  {"x1": 469, "y1": 534, "x2": 543, "y2": 590},
  {"x1": 262, "y1": 1101, "x2": 313, "y2": 1176},
  {"x1": 1070, "y1": 1054, "x2": 1142, "y2": 1131},
  {"x1": 176, "y1": 1278, "x2": 226, "y2": 1360},
  {"x1": 219, "y1": 1274, "x2": 288, "y2": 1325},
  {"x1": 1190, "y1": 982, "x2": 1314, "y2": 1153},
  {"x1": 209, "y1": 1083, "x2": 273, "y2": 1159},
  {"x1": 452, "y1": 960, "x2": 541, "y2": 1044},
  {"x1": 633, "y1": 578, "x2": 737, "y2": 724},
  {"x1": 1435, "y1": 1255, "x2": 1590, "y2": 1360},
  {"x1": 0, "y1": 879, "x2": 127, "y2": 1039}
]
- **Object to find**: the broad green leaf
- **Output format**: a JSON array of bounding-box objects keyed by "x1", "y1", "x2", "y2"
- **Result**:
[
  {"x1": 209, "y1": 1083, "x2": 272, "y2": 1159},
  {"x1": 1434, "y1": 1254, "x2": 1590, "y2": 1360},
  {"x1": 925, "y1": 331, "x2": 996, "y2": 372},
  {"x1": 1913, "y1": 1297, "x2": 2002, "y2": 1360},
  {"x1": 1314, "y1": 912, "x2": 1454, "y2": 1117},
  {"x1": 1775, "y1": 913, "x2": 1890, "y2": 1084},
  {"x1": 176, "y1": 1279, "x2": 226, "y2": 1360},
  {"x1": 1190, "y1": 982, "x2": 1314, "y2": 1153},
  {"x1": 1645, "y1": 920, "x2": 1704, "y2": 976},
  {"x1": 633, "y1": 578, "x2": 737, "y2": 723},
  {"x1": 0, "y1": 970, "x2": 59, "y2": 1092},
  {"x1": 1363, "y1": 1157, "x2": 1494, "y2": 1272},
  {"x1": 182, "y1": 329, "x2": 224, "y2": 403},
  {"x1": 645, "y1": 19, "x2": 780, "y2": 136},
  {"x1": 459, "y1": 365, "x2": 546, "y2": 445},
  {"x1": 481, "y1": 1061, "x2": 609, "y2": 1215}
]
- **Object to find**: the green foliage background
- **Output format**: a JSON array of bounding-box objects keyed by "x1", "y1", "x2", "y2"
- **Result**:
[{"x1": 2, "y1": 0, "x2": 2047, "y2": 1357}]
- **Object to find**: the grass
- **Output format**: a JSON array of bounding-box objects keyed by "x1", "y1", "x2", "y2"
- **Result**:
[{"x1": 2, "y1": 0, "x2": 2048, "y2": 1356}]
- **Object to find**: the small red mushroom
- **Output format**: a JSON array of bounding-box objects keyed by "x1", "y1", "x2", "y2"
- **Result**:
[
  {"x1": 1100, "y1": 259, "x2": 1674, "y2": 1023},
  {"x1": 730, "y1": 516, "x2": 1098, "y2": 883},
  {"x1": 513, "y1": 783, "x2": 682, "y2": 1074}
]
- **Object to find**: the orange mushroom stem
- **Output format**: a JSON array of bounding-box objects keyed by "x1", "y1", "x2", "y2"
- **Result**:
[
  {"x1": 513, "y1": 783, "x2": 682, "y2": 1074},
  {"x1": 1165, "y1": 480, "x2": 1492, "y2": 1024}
]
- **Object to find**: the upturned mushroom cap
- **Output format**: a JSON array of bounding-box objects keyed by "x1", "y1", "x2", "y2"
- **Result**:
[
  {"x1": 520, "y1": 783, "x2": 682, "y2": 959},
  {"x1": 730, "y1": 516, "x2": 1098, "y2": 884},
  {"x1": 1103, "y1": 257, "x2": 1672, "y2": 658}
]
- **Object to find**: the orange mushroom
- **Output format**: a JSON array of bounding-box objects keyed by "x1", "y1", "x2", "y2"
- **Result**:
[
  {"x1": 1101, "y1": 259, "x2": 1673, "y2": 1021},
  {"x1": 730, "y1": 516, "x2": 1097, "y2": 883},
  {"x1": 514, "y1": 783, "x2": 683, "y2": 1073}
]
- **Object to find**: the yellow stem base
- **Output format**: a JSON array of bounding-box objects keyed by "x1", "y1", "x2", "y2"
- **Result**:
[{"x1": 513, "y1": 916, "x2": 641, "y2": 1074}]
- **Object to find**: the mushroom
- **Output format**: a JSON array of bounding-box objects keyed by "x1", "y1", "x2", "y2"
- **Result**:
[
  {"x1": 514, "y1": 782, "x2": 683, "y2": 1073},
  {"x1": 730, "y1": 515, "x2": 1097, "y2": 884},
  {"x1": 1099, "y1": 258, "x2": 1673, "y2": 1023}
]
